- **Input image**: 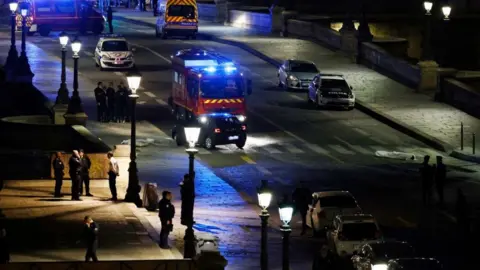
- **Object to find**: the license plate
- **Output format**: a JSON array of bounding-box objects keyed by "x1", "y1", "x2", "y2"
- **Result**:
[
  {"x1": 228, "y1": 136, "x2": 239, "y2": 140},
  {"x1": 115, "y1": 61, "x2": 124, "y2": 64},
  {"x1": 302, "y1": 83, "x2": 309, "y2": 87}
]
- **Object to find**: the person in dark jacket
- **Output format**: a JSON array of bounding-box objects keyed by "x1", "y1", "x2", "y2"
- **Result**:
[
  {"x1": 434, "y1": 156, "x2": 446, "y2": 206},
  {"x1": 69, "y1": 150, "x2": 82, "y2": 201},
  {"x1": 420, "y1": 155, "x2": 434, "y2": 206},
  {"x1": 94, "y1": 82, "x2": 107, "y2": 122},
  {"x1": 158, "y1": 191, "x2": 175, "y2": 249},
  {"x1": 115, "y1": 83, "x2": 128, "y2": 123},
  {"x1": 292, "y1": 181, "x2": 312, "y2": 235},
  {"x1": 0, "y1": 221, "x2": 9, "y2": 264},
  {"x1": 107, "y1": 6, "x2": 113, "y2": 34},
  {"x1": 52, "y1": 152, "x2": 65, "y2": 197},
  {"x1": 106, "y1": 82, "x2": 116, "y2": 122},
  {"x1": 79, "y1": 149, "x2": 92, "y2": 197},
  {"x1": 82, "y1": 216, "x2": 99, "y2": 262}
]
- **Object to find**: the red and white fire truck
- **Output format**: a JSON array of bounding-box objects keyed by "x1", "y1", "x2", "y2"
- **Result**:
[
  {"x1": 16, "y1": 0, "x2": 104, "y2": 36},
  {"x1": 169, "y1": 49, "x2": 248, "y2": 122}
]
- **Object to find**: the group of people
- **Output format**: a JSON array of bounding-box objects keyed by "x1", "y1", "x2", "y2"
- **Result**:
[
  {"x1": 52, "y1": 151, "x2": 120, "y2": 201},
  {"x1": 94, "y1": 81, "x2": 132, "y2": 123},
  {"x1": 420, "y1": 155, "x2": 447, "y2": 206}
]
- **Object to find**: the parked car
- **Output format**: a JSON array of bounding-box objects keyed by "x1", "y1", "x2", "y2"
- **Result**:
[
  {"x1": 306, "y1": 191, "x2": 362, "y2": 236},
  {"x1": 307, "y1": 73, "x2": 355, "y2": 110},
  {"x1": 277, "y1": 59, "x2": 319, "y2": 90},
  {"x1": 326, "y1": 214, "x2": 383, "y2": 257},
  {"x1": 352, "y1": 241, "x2": 415, "y2": 270},
  {"x1": 385, "y1": 258, "x2": 443, "y2": 270}
]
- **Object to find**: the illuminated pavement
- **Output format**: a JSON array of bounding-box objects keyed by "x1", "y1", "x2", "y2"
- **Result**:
[{"x1": 3, "y1": 16, "x2": 480, "y2": 268}]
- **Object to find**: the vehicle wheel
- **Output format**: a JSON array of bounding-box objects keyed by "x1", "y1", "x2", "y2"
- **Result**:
[
  {"x1": 283, "y1": 79, "x2": 290, "y2": 91},
  {"x1": 347, "y1": 106, "x2": 354, "y2": 111},
  {"x1": 92, "y1": 23, "x2": 104, "y2": 35},
  {"x1": 100, "y1": 66, "x2": 105, "y2": 71},
  {"x1": 235, "y1": 137, "x2": 246, "y2": 149},
  {"x1": 204, "y1": 136, "x2": 215, "y2": 150},
  {"x1": 38, "y1": 26, "x2": 50, "y2": 37}
]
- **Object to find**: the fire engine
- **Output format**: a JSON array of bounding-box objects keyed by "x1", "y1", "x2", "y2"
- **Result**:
[{"x1": 169, "y1": 49, "x2": 247, "y2": 122}]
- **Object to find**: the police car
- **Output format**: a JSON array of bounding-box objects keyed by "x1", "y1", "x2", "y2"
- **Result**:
[
  {"x1": 94, "y1": 35, "x2": 136, "y2": 70},
  {"x1": 307, "y1": 74, "x2": 355, "y2": 110}
]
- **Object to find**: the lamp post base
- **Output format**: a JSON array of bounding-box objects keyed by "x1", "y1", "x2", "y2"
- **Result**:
[
  {"x1": 417, "y1": 60, "x2": 439, "y2": 93},
  {"x1": 53, "y1": 104, "x2": 68, "y2": 125},
  {"x1": 14, "y1": 53, "x2": 34, "y2": 84},
  {"x1": 184, "y1": 225, "x2": 196, "y2": 258},
  {"x1": 64, "y1": 112, "x2": 88, "y2": 126}
]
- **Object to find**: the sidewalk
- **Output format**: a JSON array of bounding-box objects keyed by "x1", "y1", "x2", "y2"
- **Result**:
[{"x1": 113, "y1": 9, "x2": 480, "y2": 160}]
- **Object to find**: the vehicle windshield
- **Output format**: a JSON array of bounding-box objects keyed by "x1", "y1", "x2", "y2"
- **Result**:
[
  {"x1": 168, "y1": 5, "x2": 195, "y2": 19},
  {"x1": 319, "y1": 195, "x2": 357, "y2": 208},
  {"x1": 371, "y1": 243, "x2": 414, "y2": 259},
  {"x1": 102, "y1": 41, "x2": 129, "y2": 51},
  {"x1": 320, "y1": 79, "x2": 350, "y2": 92},
  {"x1": 215, "y1": 117, "x2": 241, "y2": 128},
  {"x1": 341, "y1": 222, "x2": 378, "y2": 241},
  {"x1": 290, "y1": 62, "x2": 318, "y2": 73},
  {"x1": 200, "y1": 77, "x2": 244, "y2": 98}
]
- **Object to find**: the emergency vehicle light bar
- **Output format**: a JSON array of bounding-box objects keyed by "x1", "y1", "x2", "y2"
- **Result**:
[{"x1": 184, "y1": 60, "x2": 218, "y2": 67}]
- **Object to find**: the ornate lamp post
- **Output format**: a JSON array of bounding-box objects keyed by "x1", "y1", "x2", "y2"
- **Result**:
[
  {"x1": 278, "y1": 196, "x2": 294, "y2": 270},
  {"x1": 442, "y1": 5, "x2": 452, "y2": 20},
  {"x1": 56, "y1": 32, "x2": 69, "y2": 104},
  {"x1": 14, "y1": 2, "x2": 33, "y2": 83},
  {"x1": 124, "y1": 70, "x2": 143, "y2": 207},
  {"x1": 182, "y1": 126, "x2": 200, "y2": 258},
  {"x1": 5, "y1": 1, "x2": 19, "y2": 80},
  {"x1": 66, "y1": 37, "x2": 83, "y2": 114},
  {"x1": 422, "y1": 1, "x2": 452, "y2": 60},
  {"x1": 257, "y1": 180, "x2": 272, "y2": 270}
]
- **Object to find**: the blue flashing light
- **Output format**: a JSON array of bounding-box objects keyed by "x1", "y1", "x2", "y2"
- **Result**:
[
  {"x1": 225, "y1": 66, "x2": 237, "y2": 72},
  {"x1": 222, "y1": 62, "x2": 234, "y2": 66},
  {"x1": 204, "y1": 66, "x2": 217, "y2": 73},
  {"x1": 207, "y1": 113, "x2": 232, "y2": 117}
]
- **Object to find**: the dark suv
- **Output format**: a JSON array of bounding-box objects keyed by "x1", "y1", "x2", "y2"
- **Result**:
[{"x1": 172, "y1": 113, "x2": 247, "y2": 150}]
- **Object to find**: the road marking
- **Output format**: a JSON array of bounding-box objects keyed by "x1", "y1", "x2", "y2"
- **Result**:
[
  {"x1": 83, "y1": 51, "x2": 94, "y2": 56},
  {"x1": 329, "y1": 145, "x2": 355, "y2": 155},
  {"x1": 349, "y1": 145, "x2": 372, "y2": 155},
  {"x1": 396, "y1": 217, "x2": 416, "y2": 228},
  {"x1": 289, "y1": 94, "x2": 303, "y2": 101},
  {"x1": 241, "y1": 155, "x2": 256, "y2": 164},
  {"x1": 114, "y1": 71, "x2": 124, "y2": 76},
  {"x1": 333, "y1": 136, "x2": 359, "y2": 155},
  {"x1": 353, "y1": 127, "x2": 369, "y2": 136},
  {"x1": 256, "y1": 166, "x2": 272, "y2": 175},
  {"x1": 137, "y1": 101, "x2": 147, "y2": 105},
  {"x1": 155, "y1": 98, "x2": 168, "y2": 106},
  {"x1": 144, "y1": 91, "x2": 156, "y2": 98},
  {"x1": 283, "y1": 143, "x2": 304, "y2": 154},
  {"x1": 371, "y1": 137, "x2": 389, "y2": 145},
  {"x1": 134, "y1": 29, "x2": 152, "y2": 34},
  {"x1": 305, "y1": 144, "x2": 330, "y2": 155},
  {"x1": 264, "y1": 145, "x2": 281, "y2": 154}
]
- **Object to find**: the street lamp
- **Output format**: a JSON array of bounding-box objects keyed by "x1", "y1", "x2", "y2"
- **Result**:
[
  {"x1": 66, "y1": 37, "x2": 84, "y2": 114},
  {"x1": 423, "y1": 1, "x2": 433, "y2": 15},
  {"x1": 421, "y1": 1, "x2": 434, "y2": 61},
  {"x1": 14, "y1": 1, "x2": 33, "y2": 82},
  {"x1": 5, "y1": 1, "x2": 19, "y2": 77},
  {"x1": 56, "y1": 32, "x2": 69, "y2": 104},
  {"x1": 124, "y1": 70, "x2": 143, "y2": 207},
  {"x1": 257, "y1": 180, "x2": 272, "y2": 270},
  {"x1": 442, "y1": 5, "x2": 452, "y2": 20},
  {"x1": 182, "y1": 126, "x2": 200, "y2": 258},
  {"x1": 278, "y1": 196, "x2": 294, "y2": 270}
]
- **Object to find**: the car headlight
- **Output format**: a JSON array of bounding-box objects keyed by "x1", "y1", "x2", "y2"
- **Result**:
[
  {"x1": 236, "y1": 115, "x2": 246, "y2": 122},
  {"x1": 371, "y1": 264, "x2": 388, "y2": 270},
  {"x1": 288, "y1": 75, "x2": 298, "y2": 81},
  {"x1": 199, "y1": 116, "x2": 208, "y2": 124}
]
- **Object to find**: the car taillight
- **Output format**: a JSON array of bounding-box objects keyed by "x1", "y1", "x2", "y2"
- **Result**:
[
  {"x1": 214, "y1": 128, "x2": 221, "y2": 133},
  {"x1": 241, "y1": 125, "x2": 246, "y2": 130}
]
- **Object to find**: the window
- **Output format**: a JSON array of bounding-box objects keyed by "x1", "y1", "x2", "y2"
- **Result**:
[
  {"x1": 215, "y1": 117, "x2": 241, "y2": 128},
  {"x1": 174, "y1": 72, "x2": 179, "y2": 83},
  {"x1": 101, "y1": 41, "x2": 129, "y2": 52},
  {"x1": 200, "y1": 77, "x2": 244, "y2": 98},
  {"x1": 168, "y1": 5, "x2": 195, "y2": 19},
  {"x1": 187, "y1": 78, "x2": 198, "y2": 96},
  {"x1": 341, "y1": 223, "x2": 378, "y2": 241},
  {"x1": 320, "y1": 79, "x2": 350, "y2": 92},
  {"x1": 290, "y1": 62, "x2": 318, "y2": 73}
]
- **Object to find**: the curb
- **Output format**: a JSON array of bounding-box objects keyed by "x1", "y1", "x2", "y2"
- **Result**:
[
  {"x1": 114, "y1": 14, "x2": 457, "y2": 155},
  {"x1": 450, "y1": 150, "x2": 480, "y2": 164}
]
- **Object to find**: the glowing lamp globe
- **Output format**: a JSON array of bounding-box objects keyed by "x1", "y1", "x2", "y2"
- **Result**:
[
  {"x1": 126, "y1": 71, "x2": 142, "y2": 93},
  {"x1": 278, "y1": 202, "x2": 294, "y2": 226},
  {"x1": 184, "y1": 127, "x2": 201, "y2": 148},
  {"x1": 423, "y1": 1, "x2": 433, "y2": 14},
  {"x1": 71, "y1": 38, "x2": 82, "y2": 56},
  {"x1": 442, "y1": 6, "x2": 451, "y2": 20},
  {"x1": 257, "y1": 180, "x2": 272, "y2": 211},
  {"x1": 59, "y1": 32, "x2": 69, "y2": 47},
  {"x1": 9, "y1": 2, "x2": 18, "y2": 13},
  {"x1": 20, "y1": 7, "x2": 28, "y2": 17}
]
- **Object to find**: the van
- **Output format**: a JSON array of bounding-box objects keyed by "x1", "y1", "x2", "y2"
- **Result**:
[{"x1": 155, "y1": 0, "x2": 198, "y2": 39}]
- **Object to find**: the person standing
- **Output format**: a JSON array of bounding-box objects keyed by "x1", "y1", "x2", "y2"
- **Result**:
[
  {"x1": 69, "y1": 150, "x2": 82, "y2": 201},
  {"x1": 292, "y1": 181, "x2": 312, "y2": 235},
  {"x1": 152, "y1": 0, "x2": 158, "y2": 16},
  {"x1": 106, "y1": 82, "x2": 116, "y2": 122},
  {"x1": 420, "y1": 155, "x2": 434, "y2": 206},
  {"x1": 107, "y1": 6, "x2": 113, "y2": 34},
  {"x1": 79, "y1": 149, "x2": 92, "y2": 197},
  {"x1": 94, "y1": 82, "x2": 107, "y2": 122},
  {"x1": 52, "y1": 152, "x2": 65, "y2": 198},
  {"x1": 158, "y1": 191, "x2": 175, "y2": 249},
  {"x1": 434, "y1": 156, "x2": 446, "y2": 206},
  {"x1": 115, "y1": 83, "x2": 128, "y2": 123},
  {"x1": 0, "y1": 221, "x2": 9, "y2": 264},
  {"x1": 107, "y1": 152, "x2": 119, "y2": 201},
  {"x1": 82, "y1": 216, "x2": 99, "y2": 262}
]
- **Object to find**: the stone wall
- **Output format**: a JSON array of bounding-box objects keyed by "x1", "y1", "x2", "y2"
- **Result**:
[
  {"x1": 228, "y1": 9, "x2": 272, "y2": 32},
  {"x1": 440, "y1": 77, "x2": 480, "y2": 119},
  {"x1": 50, "y1": 152, "x2": 110, "y2": 179}
]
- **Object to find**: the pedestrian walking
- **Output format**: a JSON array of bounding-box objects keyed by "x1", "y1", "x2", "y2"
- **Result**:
[
  {"x1": 106, "y1": 82, "x2": 116, "y2": 122},
  {"x1": 115, "y1": 83, "x2": 128, "y2": 123},
  {"x1": 420, "y1": 155, "x2": 434, "y2": 206},
  {"x1": 158, "y1": 190, "x2": 175, "y2": 249},
  {"x1": 82, "y1": 216, "x2": 99, "y2": 262},
  {"x1": 292, "y1": 181, "x2": 312, "y2": 235},
  {"x1": 0, "y1": 221, "x2": 9, "y2": 264},
  {"x1": 79, "y1": 149, "x2": 92, "y2": 197},
  {"x1": 107, "y1": 152, "x2": 119, "y2": 201},
  {"x1": 107, "y1": 6, "x2": 113, "y2": 34},
  {"x1": 94, "y1": 82, "x2": 107, "y2": 122},
  {"x1": 52, "y1": 152, "x2": 65, "y2": 197},
  {"x1": 434, "y1": 156, "x2": 446, "y2": 206},
  {"x1": 69, "y1": 150, "x2": 82, "y2": 201},
  {"x1": 455, "y1": 189, "x2": 470, "y2": 240}
]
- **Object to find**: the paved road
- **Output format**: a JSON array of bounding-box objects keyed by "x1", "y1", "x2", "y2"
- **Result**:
[{"x1": 20, "y1": 19, "x2": 480, "y2": 269}]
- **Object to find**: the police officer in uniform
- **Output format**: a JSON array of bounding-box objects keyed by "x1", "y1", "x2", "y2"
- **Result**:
[
  {"x1": 69, "y1": 150, "x2": 82, "y2": 201},
  {"x1": 158, "y1": 191, "x2": 175, "y2": 249},
  {"x1": 115, "y1": 82, "x2": 128, "y2": 123},
  {"x1": 79, "y1": 149, "x2": 92, "y2": 197},
  {"x1": 106, "y1": 82, "x2": 116, "y2": 122},
  {"x1": 82, "y1": 216, "x2": 99, "y2": 262},
  {"x1": 52, "y1": 152, "x2": 65, "y2": 198},
  {"x1": 94, "y1": 82, "x2": 107, "y2": 122}
]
